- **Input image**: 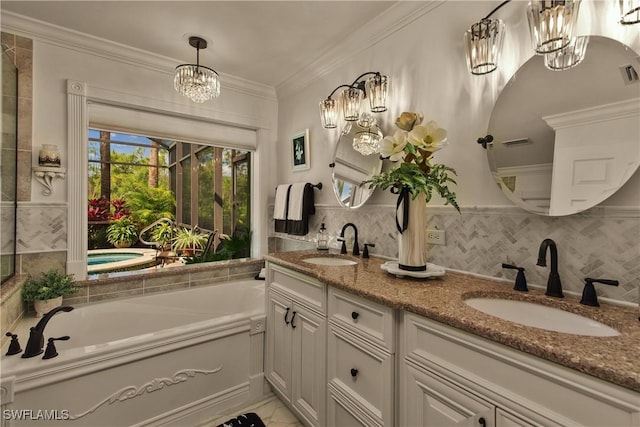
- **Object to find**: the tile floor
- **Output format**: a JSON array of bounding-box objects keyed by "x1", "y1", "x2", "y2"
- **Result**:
[{"x1": 204, "y1": 395, "x2": 303, "y2": 427}]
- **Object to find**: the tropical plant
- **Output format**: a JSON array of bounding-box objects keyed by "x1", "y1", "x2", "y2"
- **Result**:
[
  {"x1": 124, "y1": 186, "x2": 176, "y2": 227},
  {"x1": 106, "y1": 216, "x2": 139, "y2": 247},
  {"x1": 22, "y1": 270, "x2": 78, "y2": 302},
  {"x1": 172, "y1": 226, "x2": 209, "y2": 255},
  {"x1": 366, "y1": 112, "x2": 460, "y2": 212},
  {"x1": 88, "y1": 197, "x2": 110, "y2": 221},
  {"x1": 110, "y1": 198, "x2": 130, "y2": 219},
  {"x1": 150, "y1": 221, "x2": 174, "y2": 250}
]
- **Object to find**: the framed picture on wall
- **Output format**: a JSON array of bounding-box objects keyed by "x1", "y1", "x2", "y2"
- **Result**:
[{"x1": 291, "y1": 129, "x2": 310, "y2": 172}]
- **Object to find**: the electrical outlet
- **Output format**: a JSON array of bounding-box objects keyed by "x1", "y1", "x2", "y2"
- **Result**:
[{"x1": 426, "y1": 229, "x2": 445, "y2": 245}]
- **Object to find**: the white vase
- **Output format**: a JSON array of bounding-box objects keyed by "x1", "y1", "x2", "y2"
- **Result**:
[
  {"x1": 33, "y1": 296, "x2": 63, "y2": 318},
  {"x1": 397, "y1": 191, "x2": 427, "y2": 271}
]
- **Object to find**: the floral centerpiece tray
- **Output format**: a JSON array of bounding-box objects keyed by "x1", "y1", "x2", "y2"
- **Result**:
[{"x1": 381, "y1": 261, "x2": 446, "y2": 279}]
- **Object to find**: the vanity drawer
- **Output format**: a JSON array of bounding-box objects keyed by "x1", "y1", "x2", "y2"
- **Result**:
[
  {"x1": 327, "y1": 325, "x2": 394, "y2": 426},
  {"x1": 268, "y1": 263, "x2": 326, "y2": 313},
  {"x1": 328, "y1": 287, "x2": 394, "y2": 352}
]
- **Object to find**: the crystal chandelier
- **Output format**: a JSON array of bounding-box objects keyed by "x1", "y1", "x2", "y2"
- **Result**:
[
  {"x1": 352, "y1": 113, "x2": 381, "y2": 156},
  {"x1": 174, "y1": 36, "x2": 220, "y2": 103},
  {"x1": 319, "y1": 72, "x2": 389, "y2": 129},
  {"x1": 526, "y1": 0, "x2": 582, "y2": 54},
  {"x1": 544, "y1": 36, "x2": 589, "y2": 71}
]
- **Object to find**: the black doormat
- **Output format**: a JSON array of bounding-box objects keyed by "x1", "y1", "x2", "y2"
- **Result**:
[{"x1": 216, "y1": 412, "x2": 266, "y2": 427}]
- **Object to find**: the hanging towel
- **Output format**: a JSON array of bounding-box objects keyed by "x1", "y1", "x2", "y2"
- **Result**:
[
  {"x1": 286, "y1": 183, "x2": 316, "y2": 236},
  {"x1": 274, "y1": 184, "x2": 291, "y2": 233},
  {"x1": 287, "y1": 183, "x2": 306, "y2": 221}
]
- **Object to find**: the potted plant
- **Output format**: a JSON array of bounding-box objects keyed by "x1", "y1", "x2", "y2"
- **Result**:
[
  {"x1": 106, "y1": 216, "x2": 139, "y2": 248},
  {"x1": 22, "y1": 270, "x2": 79, "y2": 317},
  {"x1": 150, "y1": 221, "x2": 174, "y2": 250},
  {"x1": 172, "y1": 226, "x2": 209, "y2": 256}
]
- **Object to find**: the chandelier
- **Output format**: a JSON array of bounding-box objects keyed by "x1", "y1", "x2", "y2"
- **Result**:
[
  {"x1": 352, "y1": 113, "x2": 381, "y2": 156},
  {"x1": 319, "y1": 72, "x2": 389, "y2": 129},
  {"x1": 174, "y1": 36, "x2": 220, "y2": 103}
]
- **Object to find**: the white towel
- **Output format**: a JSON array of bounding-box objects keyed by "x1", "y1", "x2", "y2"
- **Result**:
[
  {"x1": 287, "y1": 183, "x2": 307, "y2": 221},
  {"x1": 274, "y1": 184, "x2": 290, "y2": 220}
]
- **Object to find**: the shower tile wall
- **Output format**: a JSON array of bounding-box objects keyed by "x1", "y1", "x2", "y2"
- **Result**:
[
  {"x1": 269, "y1": 205, "x2": 640, "y2": 304},
  {"x1": 1, "y1": 32, "x2": 32, "y2": 202}
]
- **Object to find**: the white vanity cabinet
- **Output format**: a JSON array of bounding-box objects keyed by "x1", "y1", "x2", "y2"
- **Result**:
[
  {"x1": 265, "y1": 263, "x2": 326, "y2": 427},
  {"x1": 326, "y1": 287, "x2": 395, "y2": 427},
  {"x1": 401, "y1": 311, "x2": 640, "y2": 427}
]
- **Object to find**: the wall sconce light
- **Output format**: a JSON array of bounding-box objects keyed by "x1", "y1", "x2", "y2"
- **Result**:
[
  {"x1": 464, "y1": 0, "x2": 509, "y2": 75},
  {"x1": 526, "y1": 0, "x2": 582, "y2": 55},
  {"x1": 465, "y1": 0, "x2": 598, "y2": 76},
  {"x1": 619, "y1": 0, "x2": 640, "y2": 24},
  {"x1": 544, "y1": 35, "x2": 589, "y2": 71},
  {"x1": 174, "y1": 36, "x2": 221, "y2": 103},
  {"x1": 319, "y1": 72, "x2": 389, "y2": 129}
]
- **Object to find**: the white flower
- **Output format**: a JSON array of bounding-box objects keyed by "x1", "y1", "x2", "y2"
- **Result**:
[
  {"x1": 408, "y1": 121, "x2": 448, "y2": 153},
  {"x1": 379, "y1": 130, "x2": 408, "y2": 161}
]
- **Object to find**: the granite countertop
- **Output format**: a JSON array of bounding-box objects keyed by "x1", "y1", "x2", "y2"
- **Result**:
[{"x1": 264, "y1": 250, "x2": 640, "y2": 392}]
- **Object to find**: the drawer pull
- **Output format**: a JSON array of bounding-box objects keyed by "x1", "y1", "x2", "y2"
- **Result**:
[
  {"x1": 284, "y1": 307, "x2": 291, "y2": 325},
  {"x1": 478, "y1": 417, "x2": 486, "y2": 427},
  {"x1": 290, "y1": 311, "x2": 297, "y2": 329},
  {"x1": 351, "y1": 311, "x2": 359, "y2": 320},
  {"x1": 350, "y1": 368, "x2": 358, "y2": 378}
]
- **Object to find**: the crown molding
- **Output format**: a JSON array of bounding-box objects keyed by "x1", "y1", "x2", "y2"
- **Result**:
[
  {"x1": 0, "y1": 11, "x2": 277, "y2": 101},
  {"x1": 543, "y1": 98, "x2": 640, "y2": 130},
  {"x1": 275, "y1": 1, "x2": 445, "y2": 100}
]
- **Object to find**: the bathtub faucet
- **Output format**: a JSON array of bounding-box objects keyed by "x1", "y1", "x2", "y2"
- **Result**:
[{"x1": 22, "y1": 306, "x2": 74, "y2": 358}]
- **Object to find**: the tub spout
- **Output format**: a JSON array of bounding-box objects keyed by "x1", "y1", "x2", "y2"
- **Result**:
[{"x1": 22, "y1": 306, "x2": 73, "y2": 358}]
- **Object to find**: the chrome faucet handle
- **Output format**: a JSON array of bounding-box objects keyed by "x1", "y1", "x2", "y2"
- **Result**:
[{"x1": 580, "y1": 278, "x2": 619, "y2": 307}]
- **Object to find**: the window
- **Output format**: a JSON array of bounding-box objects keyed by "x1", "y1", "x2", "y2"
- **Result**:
[{"x1": 87, "y1": 128, "x2": 251, "y2": 274}]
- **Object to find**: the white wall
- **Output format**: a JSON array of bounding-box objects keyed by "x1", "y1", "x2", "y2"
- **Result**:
[
  {"x1": 276, "y1": 0, "x2": 640, "y2": 210},
  {"x1": 13, "y1": 14, "x2": 280, "y2": 258}
]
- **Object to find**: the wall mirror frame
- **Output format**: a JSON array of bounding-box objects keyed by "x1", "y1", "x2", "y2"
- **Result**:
[
  {"x1": 330, "y1": 121, "x2": 383, "y2": 209},
  {"x1": 485, "y1": 36, "x2": 640, "y2": 216}
]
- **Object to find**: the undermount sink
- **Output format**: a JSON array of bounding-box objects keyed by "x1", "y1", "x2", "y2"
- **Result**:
[
  {"x1": 303, "y1": 257, "x2": 357, "y2": 266},
  {"x1": 464, "y1": 298, "x2": 620, "y2": 337}
]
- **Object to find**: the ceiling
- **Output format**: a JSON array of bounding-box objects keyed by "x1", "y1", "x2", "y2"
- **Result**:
[{"x1": 1, "y1": 1, "x2": 396, "y2": 88}]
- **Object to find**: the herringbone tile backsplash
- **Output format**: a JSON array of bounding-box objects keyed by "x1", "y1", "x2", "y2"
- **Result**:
[{"x1": 270, "y1": 205, "x2": 640, "y2": 304}]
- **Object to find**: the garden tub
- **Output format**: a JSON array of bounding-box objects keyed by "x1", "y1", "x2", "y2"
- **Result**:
[{"x1": 0, "y1": 279, "x2": 267, "y2": 426}]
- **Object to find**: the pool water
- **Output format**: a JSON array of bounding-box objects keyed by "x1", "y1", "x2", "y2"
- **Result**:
[{"x1": 88, "y1": 253, "x2": 143, "y2": 266}]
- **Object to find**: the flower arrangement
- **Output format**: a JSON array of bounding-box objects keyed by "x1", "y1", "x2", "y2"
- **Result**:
[{"x1": 366, "y1": 112, "x2": 460, "y2": 212}]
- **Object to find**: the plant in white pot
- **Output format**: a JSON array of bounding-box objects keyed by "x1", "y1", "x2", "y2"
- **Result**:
[
  {"x1": 22, "y1": 270, "x2": 79, "y2": 317},
  {"x1": 106, "y1": 216, "x2": 139, "y2": 248},
  {"x1": 172, "y1": 225, "x2": 209, "y2": 257}
]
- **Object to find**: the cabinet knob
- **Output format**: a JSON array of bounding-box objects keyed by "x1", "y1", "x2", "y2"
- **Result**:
[
  {"x1": 350, "y1": 368, "x2": 358, "y2": 378},
  {"x1": 478, "y1": 417, "x2": 486, "y2": 427},
  {"x1": 351, "y1": 311, "x2": 359, "y2": 320},
  {"x1": 290, "y1": 311, "x2": 297, "y2": 329}
]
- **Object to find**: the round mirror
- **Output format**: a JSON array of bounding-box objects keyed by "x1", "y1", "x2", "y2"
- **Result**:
[
  {"x1": 331, "y1": 121, "x2": 383, "y2": 209},
  {"x1": 487, "y1": 36, "x2": 640, "y2": 216}
]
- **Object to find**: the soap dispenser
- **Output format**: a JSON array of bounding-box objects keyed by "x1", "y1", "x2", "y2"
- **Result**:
[{"x1": 316, "y1": 223, "x2": 329, "y2": 251}]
